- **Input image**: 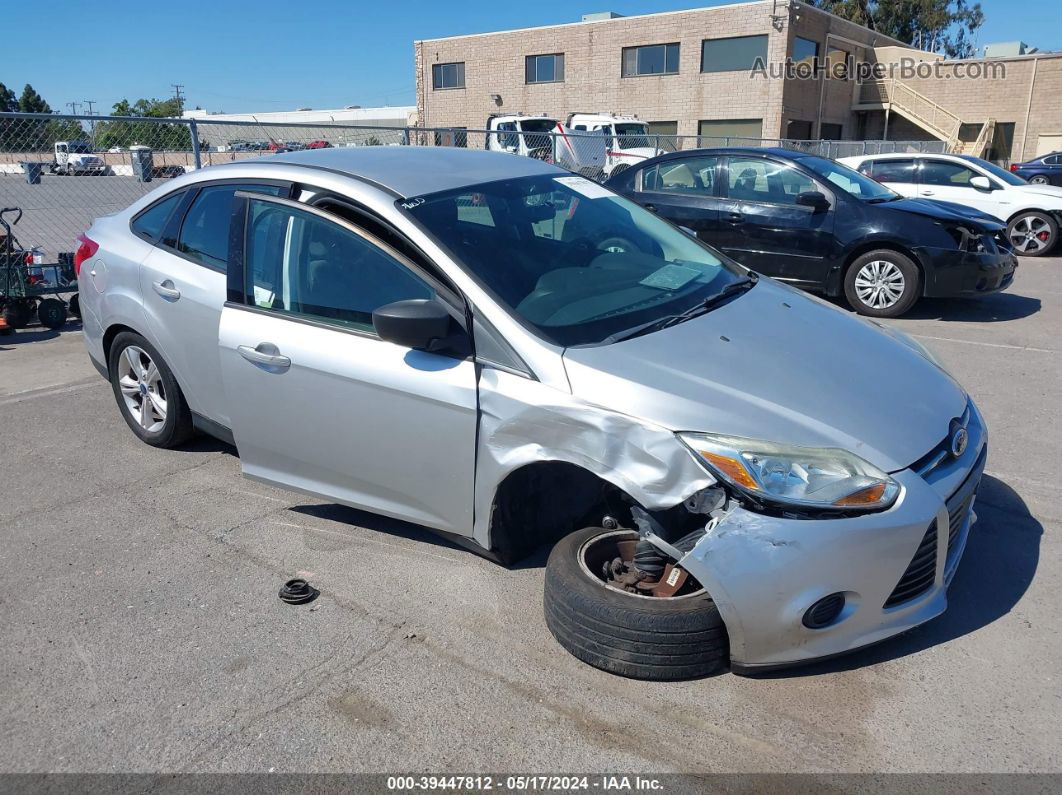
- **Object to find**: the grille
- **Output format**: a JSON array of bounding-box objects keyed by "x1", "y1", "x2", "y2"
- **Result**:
[
  {"x1": 947, "y1": 492, "x2": 975, "y2": 559},
  {"x1": 884, "y1": 521, "x2": 938, "y2": 608}
]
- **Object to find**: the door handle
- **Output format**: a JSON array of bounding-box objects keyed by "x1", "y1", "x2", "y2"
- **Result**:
[
  {"x1": 152, "y1": 279, "x2": 181, "y2": 300},
  {"x1": 922, "y1": 190, "x2": 935, "y2": 196},
  {"x1": 237, "y1": 343, "x2": 291, "y2": 370},
  {"x1": 643, "y1": 203, "x2": 658, "y2": 212},
  {"x1": 724, "y1": 212, "x2": 744, "y2": 224}
]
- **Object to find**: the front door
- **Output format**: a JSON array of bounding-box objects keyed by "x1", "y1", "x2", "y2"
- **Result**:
[
  {"x1": 217, "y1": 194, "x2": 478, "y2": 534},
  {"x1": 916, "y1": 158, "x2": 1009, "y2": 219}
]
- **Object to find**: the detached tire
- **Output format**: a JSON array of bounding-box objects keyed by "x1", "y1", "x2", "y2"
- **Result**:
[
  {"x1": 843, "y1": 249, "x2": 921, "y2": 318},
  {"x1": 2, "y1": 301, "x2": 34, "y2": 329},
  {"x1": 544, "y1": 527, "x2": 728, "y2": 680},
  {"x1": 37, "y1": 298, "x2": 66, "y2": 329}
]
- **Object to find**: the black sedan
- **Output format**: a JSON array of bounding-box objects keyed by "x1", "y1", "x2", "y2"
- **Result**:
[
  {"x1": 1010, "y1": 152, "x2": 1062, "y2": 186},
  {"x1": 605, "y1": 147, "x2": 1017, "y2": 317}
]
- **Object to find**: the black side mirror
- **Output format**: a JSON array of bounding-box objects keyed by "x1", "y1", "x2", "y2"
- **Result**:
[
  {"x1": 796, "y1": 191, "x2": 831, "y2": 211},
  {"x1": 372, "y1": 299, "x2": 456, "y2": 352}
]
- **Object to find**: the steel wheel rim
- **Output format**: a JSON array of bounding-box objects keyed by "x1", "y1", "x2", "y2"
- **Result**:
[
  {"x1": 577, "y1": 530, "x2": 706, "y2": 601},
  {"x1": 1009, "y1": 214, "x2": 1053, "y2": 252},
  {"x1": 854, "y1": 260, "x2": 906, "y2": 309},
  {"x1": 117, "y1": 346, "x2": 167, "y2": 433}
]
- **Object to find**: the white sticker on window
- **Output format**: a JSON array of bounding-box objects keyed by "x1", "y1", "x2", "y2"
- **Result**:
[{"x1": 553, "y1": 175, "x2": 615, "y2": 200}]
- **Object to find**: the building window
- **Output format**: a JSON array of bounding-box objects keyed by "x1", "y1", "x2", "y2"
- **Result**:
[
  {"x1": 826, "y1": 46, "x2": 851, "y2": 79},
  {"x1": 787, "y1": 120, "x2": 813, "y2": 140},
  {"x1": 526, "y1": 53, "x2": 564, "y2": 83},
  {"x1": 700, "y1": 35, "x2": 769, "y2": 73},
  {"x1": 820, "y1": 123, "x2": 843, "y2": 140},
  {"x1": 648, "y1": 121, "x2": 679, "y2": 151},
  {"x1": 434, "y1": 128, "x2": 468, "y2": 148},
  {"x1": 792, "y1": 37, "x2": 820, "y2": 66},
  {"x1": 432, "y1": 62, "x2": 465, "y2": 90},
  {"x1": 698, "y1": 118, "x2": 764, "y2": 142},
  {"x1": 622, "y1": 43, "x2": 680, "y2": 77}
]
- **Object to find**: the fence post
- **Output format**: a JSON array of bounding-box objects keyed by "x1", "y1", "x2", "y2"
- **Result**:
[
  {"x1": 188, "y1": 120, "x2": 202, "y2": 170},
  {"x1": 402, "y1": 128, "x2": 410, "y2": 146}
]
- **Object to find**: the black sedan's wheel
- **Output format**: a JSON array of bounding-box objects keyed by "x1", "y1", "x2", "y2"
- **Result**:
[
  {"x1": 843, "y1": 250, "x2": 921, "y2": 318},
  {"x1": 1007, "y1": 211, "x2": 1058, "y2": 256},
  {"x1": 544, "y1": 527, "x2": 728, "y2": 680},
  {"x1": 108, "y1": 331, "x2": 193, "y2": 448}
]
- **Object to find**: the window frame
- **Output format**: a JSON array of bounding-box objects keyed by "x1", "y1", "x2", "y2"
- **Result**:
[
  {"x1": 621, "y1": 43, "x2": 680, "y2": 77},
  {"x1": 129, "y1": 189, "x2": 189, "y2": 245},
  {"x1": 792, "y1": 36, "x2": 820, "y2": 66},
  {"x1": 432, "y1": 62, "x2": 466, "y2": 90},
  {"x1": 637, "y1": 154, "x2": 724, "y2": 199},
  {"x1": 525, "y1": 53, "x2": 565, "y2": 84},
  {"x1": 700, "y1": 34, "x2": 769, "y2": 74},
  {"x1": 225, "y1": 191, "x2": 467, "y2": 342},
  {"x1": 722, "y1": 155, "x2": 834, "y2": 209}
]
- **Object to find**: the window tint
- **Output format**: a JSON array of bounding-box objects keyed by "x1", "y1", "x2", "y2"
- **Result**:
[
  {"x1": 526, "y1": 53, "x2": 564, "y2": 83},
  {"x1": 701, "y1": 35, "x2": 768, "y2": 73},
  {"x1": 177, "y1": 184, "x2": 283, "y2": 270},
  {"x1": 245, "y1": 199, "x2": 434, "y2": 332},
  {"x1": 793, "y1": 37, "x2": 819, "y2": 65},
  {"x1": 920, "y1": 160, "x2": 981, "y2": 187},
  {"x1": 826, "y1": 46, "x2": 850, "y2": 79},
  {"x1": 132, "y1": 192, "x2": 183, "y2": 242},
  {"x1": 641, "y1": 156, "x2": 719, "y2": 196},
  {"x1": 727, "y1": 158, "x2": 816, "y2": 205},
  {"x1": 1043, "y1": 154, "x2": 1061, "y2": 165},
  {"x1": 622, "y1": 43, "x2": 680, "y2": 76},
  {"x1": 866, "y1": 159, "x2": 917, "y2": 183},
  {"x1": 432, "y1": 62, "x2": 465, "y2": 89}
]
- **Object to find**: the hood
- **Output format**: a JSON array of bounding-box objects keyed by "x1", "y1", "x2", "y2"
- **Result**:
[
  {"x1": 562, "y1": 278, "x2": 967, "y2": 473},
  {"x1": 883, "y1": 197, "x2": 1004, "y2": 231},
  {"x1": 1013, "y1": 183, "x2": 1062, "y2": 202}
]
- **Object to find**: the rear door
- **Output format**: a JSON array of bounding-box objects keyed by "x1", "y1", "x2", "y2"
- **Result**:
[
  {"x1": 629, "y1": 154, "x2": 725, "y2": 243},
  {"x1": 861, "y1": 158, "x2": 918, "y2": 197},
  {"x1": 217, "y1": 193, "x2": 478, "y2": 534}
]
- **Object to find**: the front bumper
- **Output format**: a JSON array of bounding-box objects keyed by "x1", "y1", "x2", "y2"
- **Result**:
[
  {"x1": 680, "y1": 404, "x2": 987, "y2": 671},
  {"x1": 916, "y1": 243, "x2": 1017, "y2": 298}
]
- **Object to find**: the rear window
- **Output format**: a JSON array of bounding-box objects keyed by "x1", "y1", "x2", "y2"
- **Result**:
[
  {"x1": 131, "y1": 192, "x2": 183, "y2": 242},
  {"x1": 176, "y1": 184, "x2": 284, "y2": 270},
  {"x1": 867, "y1": 159, "x2": 917, "y2": 183}
]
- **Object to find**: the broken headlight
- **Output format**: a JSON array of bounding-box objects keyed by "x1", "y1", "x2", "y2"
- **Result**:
[{"x1": 679, "y1": 432, "x2": 900, "y2": 513}]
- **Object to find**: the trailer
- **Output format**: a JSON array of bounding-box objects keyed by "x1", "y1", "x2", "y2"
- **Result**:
[{"x1": 0, "y1": 208, "x2": 78, "y2": 334}]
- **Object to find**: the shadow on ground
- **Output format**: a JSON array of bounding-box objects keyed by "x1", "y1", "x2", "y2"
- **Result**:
[
  {"x1": 0, "y1": 320, "x2": 82, "y2": 348},
  {"x1": 902, "y1": 293, "x2": 1041, "y2": 322}
]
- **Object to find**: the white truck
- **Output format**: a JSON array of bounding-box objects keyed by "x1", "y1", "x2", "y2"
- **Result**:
[
  {"x1": 52, "y1": 141, "x2": 107, "y2": 175},
  {"x1": 484, "y1": 113, "x2": 606, "y2": 179},
  {"x1": 566, "y1": 113, "x2": 664, "y2": 178}
]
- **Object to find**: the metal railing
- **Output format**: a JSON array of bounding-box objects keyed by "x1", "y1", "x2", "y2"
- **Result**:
[
  {"x1": 858, "y1": 79, "x2": 963, "y2": 147},
  {"x1": 0, "y1": 111, "x2": 945, "y2": 260}
]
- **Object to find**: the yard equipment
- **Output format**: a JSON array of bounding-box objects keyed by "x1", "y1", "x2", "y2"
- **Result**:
[{"x1": 0, "y1": 208, "x2": 78, "y2": 333}]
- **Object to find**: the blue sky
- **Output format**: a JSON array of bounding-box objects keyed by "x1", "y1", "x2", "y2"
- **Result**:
[{"x1": 4, "y1": 0, "x2": 1059, "y2": 116}]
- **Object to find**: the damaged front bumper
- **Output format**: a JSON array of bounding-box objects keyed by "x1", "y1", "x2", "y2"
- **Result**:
[{"x1": 679, "y1": 410, "x2": 987, "y2": 672}]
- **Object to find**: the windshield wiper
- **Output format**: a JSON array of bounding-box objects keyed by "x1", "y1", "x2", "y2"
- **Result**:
[
  {"x1": 865, "y1": 195, "x2": 901, "y2": 204},
  {"x1": 597, "y1": 273, "x2": 758, "y2": 345}
]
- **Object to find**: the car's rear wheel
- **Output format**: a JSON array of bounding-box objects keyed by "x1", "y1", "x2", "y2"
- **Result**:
[
  {"x1": 1007, "y1": 211, "x2": 1058, "y2": 256},
  {"x1": 544, "y1": 527, "x2": 728, "y2": 680},
  {"x1": 1029, "y1": 175, "x2": 1049, "y2": 185},
  {"x1": 108, "y1": 331, "x2": 193, "y2": 448},
  {"x1": 843, "y1": 250, "x2": 921, "y2": 318}
]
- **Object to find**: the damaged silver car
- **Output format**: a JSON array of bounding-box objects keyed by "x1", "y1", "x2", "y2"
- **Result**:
[{"x1": 77, "y1": 147, "x2": 985, "y2": 680}]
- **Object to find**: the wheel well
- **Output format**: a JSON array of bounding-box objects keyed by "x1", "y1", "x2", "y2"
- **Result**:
[
  {"x1": 102, "y1": 323, "x2": 138, "y2": 372},
  {"x1": 839, "y1": 242, "x2": 924, "y2": 295},
  {"x1": 1006, "y1": 208, "x2": 1059, "y2": 225}
]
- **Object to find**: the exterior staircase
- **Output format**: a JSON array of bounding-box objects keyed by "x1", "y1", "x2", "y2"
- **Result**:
[{"x1": 856, "y1": 79, "x2": 995, "y2": 156}]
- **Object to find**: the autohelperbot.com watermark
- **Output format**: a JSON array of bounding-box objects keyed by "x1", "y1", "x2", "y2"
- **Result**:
[{"x1": 751, "y1": 55, "x2": 1008, "y2": 82}]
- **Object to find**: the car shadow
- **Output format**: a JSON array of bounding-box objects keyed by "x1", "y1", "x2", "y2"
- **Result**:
[
  {"x1": 288, "y1": 503, "x2": 472, "y2": 556},
  {"x1": 751, "y1": 474, "x2": 1042, "y2": 678},
  {"x1": 902, "y1": 293, "x2": 1041, "y2": 322}
]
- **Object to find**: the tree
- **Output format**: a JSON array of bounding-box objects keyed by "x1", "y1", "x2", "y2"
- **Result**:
[
  {"x1": 810, "y1": 0, "x2": 984, "y2": 58},
  {"x1": 0, "y1": 83, "x2": 17, "y2": 112},
  {"x1": 95, "y1": 96, "x2": 191, "y2": 151},
  {"x1": 18, "y1": 84, "x2": 52, "y2": 113}
]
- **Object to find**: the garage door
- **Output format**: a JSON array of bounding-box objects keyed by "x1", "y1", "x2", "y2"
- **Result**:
[{"x1": 1036, "y1": 134, "x2": 1062, "y2": 157}]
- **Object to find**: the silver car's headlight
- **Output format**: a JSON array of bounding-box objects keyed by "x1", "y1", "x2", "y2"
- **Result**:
[{"x1": 679, "y1": 432, "x2": 900, "y2": 512}]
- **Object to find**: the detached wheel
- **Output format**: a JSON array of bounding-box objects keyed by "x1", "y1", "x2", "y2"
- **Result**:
[
  {"x1": 108, "y1": 331, "x2": 193, "y2": 448},
  {"x1": 2, "y1": 300, "x2": 35, "y2": 329},
  {"x1": 544, "y1": 527, "x2": 728, "y2": 680},
  {"x1": 37, "y1": 298, "x2": 66, "y2": 329},
  {"x1": 844, "y1": 250, "x2": 920, "y2": 318},
  {"x1": 1007, "y1": 211, "x2": 1058, "y2": 256}
]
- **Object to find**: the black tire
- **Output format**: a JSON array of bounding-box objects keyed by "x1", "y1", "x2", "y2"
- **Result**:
[
  {"x1": 1028, "y1": 175, "x2": 1049, "y2": 185},
  {"x1": 596, "y1": 235, "x2": 639, "y2": 254},
  {"x1": 544, "y1": 527, "x2": 728, "y2": 680},
  {"x1": 2, "y1": 300, "x2": 35, "y2": 329},
  {"x1": 843, "y1": 249, "x2": 921, "y2": 318},
  {"x1": 68, "y1": 293, "x2": 81, "y2": 319},
  {"x1": 108, "y1": 331, "x2": 194, "y2": 448},
  {"x1": 37, "y1": 298, "x2": 66, "y2": 330},
  {"x1": 1007, "y1": 211, "x2": 1058, "y2": 257}
]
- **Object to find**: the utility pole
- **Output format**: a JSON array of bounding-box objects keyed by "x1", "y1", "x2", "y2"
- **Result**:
[
  {"x1": 172, "y1": 84, "x2": 185, "y2": 116},
  {"x1": 84, "y1": 101, "x2": 97, "y2": 146},
  {"x1": 66, "y1": 101, "x2": 81, "y2": 116}
]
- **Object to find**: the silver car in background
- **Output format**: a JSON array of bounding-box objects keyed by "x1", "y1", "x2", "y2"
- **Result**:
[{"x1": 75, "y1": 148, "x2": 985, "y2": 679}]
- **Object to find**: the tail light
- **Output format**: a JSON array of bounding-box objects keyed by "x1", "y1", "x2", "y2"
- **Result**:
[
  {"x1": 1009, "y1": 163, "x2": 1019, "y2": 172},
  {"x1": 73, "y1": 234, "x2": 98, "y2": 276}
]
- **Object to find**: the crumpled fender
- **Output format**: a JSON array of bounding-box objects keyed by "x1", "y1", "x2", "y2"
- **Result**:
[{"x1": 473, "y1": 367, "x2": 715, "y2": 549}]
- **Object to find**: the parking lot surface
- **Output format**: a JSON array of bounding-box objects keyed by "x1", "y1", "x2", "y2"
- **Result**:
[{"x1": 1, "y1": 259, "x2": 1059, "y2": 774}]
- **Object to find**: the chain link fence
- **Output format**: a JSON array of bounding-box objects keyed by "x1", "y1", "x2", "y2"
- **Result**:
[{"x1": 1, "y1": 111, "x2": 946, "y2": 261}]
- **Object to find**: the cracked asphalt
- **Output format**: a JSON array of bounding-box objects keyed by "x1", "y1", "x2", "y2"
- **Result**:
[{"x1": 0, "y1": 258, "x2": 1059, "y2": 774}]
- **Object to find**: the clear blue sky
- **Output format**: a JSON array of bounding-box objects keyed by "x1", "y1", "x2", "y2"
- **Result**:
[{"x1": 5, "y1": 0, "x2": 1060, "y2": 116}]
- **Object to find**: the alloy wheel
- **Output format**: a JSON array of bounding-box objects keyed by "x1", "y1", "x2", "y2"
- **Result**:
[
  {"x1": 1029, "y1": 175, "x2": 1049, "y2": 185},
  {"x1": 1009, "y1": 214, "x2": 1054, "y2": 253},
  {"x1": 854, "y1": 260, "x2": 906, "y2": 310},
  {"x1": 116, "y1": 345, "x2": 167, "y2": 433}
]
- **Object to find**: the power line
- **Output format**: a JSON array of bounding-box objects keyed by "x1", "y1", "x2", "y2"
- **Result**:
[
  {"x1": 83, "y1": 100, "x2": 96, "y2": 115},
  {"x1": 66, "y1": 101, "x2": 81, "y2": 115},
  {"x1": 172, "y1": 84, "x2": 185, "y2": 114}
]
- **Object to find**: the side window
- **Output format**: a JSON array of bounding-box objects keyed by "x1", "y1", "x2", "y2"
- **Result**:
[
  {"x1": 131, "y1": 192, "x2": 183, "y2": 242},
  {"x1": 640, "y1": 156, "x2": 719, "y2": 195},
  {"x1": 244, "y1": 199, "x2": 434, "y2": 332},
  {"x1": 920, "y1": 160, "x2": 980, "y2": 187},
  {"x1": 1044, "y1": 154, "x2": 1061, "y2": 165},
  {"x1": 726, "y1": 158, "x2": 815, "y2": 205},
  {"x1": 867, "y1": 159, "x2": 916, "y2": 183},
  {"x1": 177, "y1": 184, "x2": 284, "y2": 270}
]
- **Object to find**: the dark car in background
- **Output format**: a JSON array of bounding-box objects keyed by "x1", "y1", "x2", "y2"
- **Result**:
[
  {"x1": 1010, "y1": 152, "x2": 1062, "y2": 186},
  {"x1": 605, "y1": 148, "x2": 1017, "y2": 317}
]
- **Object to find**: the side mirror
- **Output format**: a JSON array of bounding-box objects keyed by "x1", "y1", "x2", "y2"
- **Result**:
[
  {"x1": 970, "y1": 175, "x2": 994, "y2": 191},
  {"x1": 372, "y1": 299, "x2": 456, "y2": 352},
  {"x1": 679, "y1": 225, "x2": 698, "y2": 237},
  {"x1": 796, "y1": 191, "x2": 831, "y2": 211}
]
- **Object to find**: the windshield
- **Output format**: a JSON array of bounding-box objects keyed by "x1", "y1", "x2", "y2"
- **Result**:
[
  {"x1": 519, "y1": 119, "x2": 558, "y2": 134},
  {"x1": 403, "y1": 174, "x2": 744, "y2": 346},
  {"x1": 797, "y1": 155, "x2": 898, "y2": 201},
  {"x1": 956, "y1": 155, "x2": 1027, "y2": 186},
  {"x1": 68, "y1": 141, "x2": 92, "y2": 153},
  {"x1": 614, "y1": 123, "x2": 651, "y2": 149}
]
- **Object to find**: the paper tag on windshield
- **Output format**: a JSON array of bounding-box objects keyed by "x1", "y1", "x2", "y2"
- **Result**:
[
  {"x1": 640, "y1": 263, "x2": 700, "y2": 291},
  {"x1": 554, "y1": 175, "x2": 614, "y2": 199}
]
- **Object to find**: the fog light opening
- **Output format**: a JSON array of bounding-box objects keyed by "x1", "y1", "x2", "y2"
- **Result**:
[{"x1": 803, "y1": 592, "x2": 846, "y2": 629}]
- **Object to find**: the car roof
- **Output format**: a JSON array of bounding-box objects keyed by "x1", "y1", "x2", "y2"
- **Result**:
[
  {"x1": 647, "y1": 146, "x2": 819, "y2": 164},
  {"x1": 260, "y1": 146, "x2": 562, "y2": 198}
]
